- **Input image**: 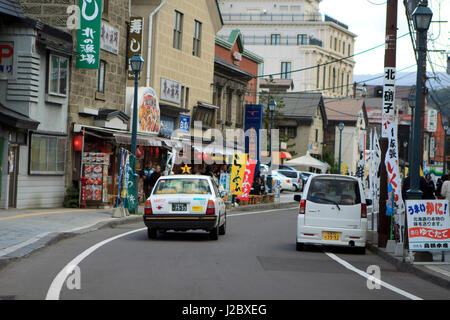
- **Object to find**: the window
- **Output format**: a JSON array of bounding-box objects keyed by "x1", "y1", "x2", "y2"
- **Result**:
[
  {"x1": 297, "y1": 34, "x2": 307, "y2": 45},
  {"x1": 348, "y1": 44, "x2": 351, "y2": 55},
  {"x1": 96, "y1": 60, "x2": 106, "y2": 93},
  {"x1": 316, "y1": 66, "x2": 320, "y2": 89},
  {"x1": 334, "y1": 38, "x2": 337, "y2": 50},
  {"x1": 323, "y1": 66, "x2": 326, "y2": 90},
  {"x1": 341, "y1": 72, "x2": 344, "y2": 95},
  {"x1": 48, "y1": 54, "x2": 68, "y2": 96},
  {"x1": 281, "y1": 62, "x2": 291, "y2": 79},
  {"x1": 173, "y1": 11, "x2": 183, "y2": 50},
  {"x1": 288, "y1": 127, "x2": 296, "y2": 139},
  {"x1": 270, "y1": 34, "x2": 281, "y2": 45},
  {"x1": 30, "y1": 134, "x2": 67, "y2": 175},
  {"x1": 153, "y1": 178, "x2": 212, "y2": 195},
  {"x1": 307, "y1": 177, "x2": 361, "y2": 205},
  {"x1": 343, "y1": 41, "x2": 346, "y2": 54},
  {"x1": 315, "y1": 129, "x2": 319, "y2": 142},
  {"x1": 226, "y1": 88, "x2": 233, "y2": 122},
  {"x1": 193, "y1": 20, "x2": 202, "y2": 57},
  {"x1": 193, "y1": 107, "x2": 215, "y2": 128},
  {"x1": 101, "y1": 0, "x2": 108, "y2": 15}
]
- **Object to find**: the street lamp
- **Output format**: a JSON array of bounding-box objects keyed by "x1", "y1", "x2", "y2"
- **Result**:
[
  {"x1": 443, "y1": 121, "x2": 448, "y2": 174},
  {"x1": 130, "y1": 54, "x2": 144, "y2": 213},
  {"x1": 407, "y1": 2, "x2": 433, "y2": 200},
  {"x1": 338, "y1": 122, "x2": 344, "y2": 174},
  {"x1": 267, "y1": 99, "x2": 277, "y2": 194}
]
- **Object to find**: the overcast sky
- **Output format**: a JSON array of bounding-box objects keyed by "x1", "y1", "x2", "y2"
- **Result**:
[{"x1": 319, "y1": 0, "x2": 449, "y2": 76}]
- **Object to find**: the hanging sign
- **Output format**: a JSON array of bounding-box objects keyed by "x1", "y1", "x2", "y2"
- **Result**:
[
  {"x1": 237, "y1": 159, "x2": 257, "y2": 201},
  {"x1": 381, "y1": 67, "x2": 396, "y2": 138},
  {"x1": 406, "y1": 199, "x2": 450, "y2": 251},
  {"x1": 127, "y1": 17, "x2": 144, "y2": 80},
  {"x1": 76, "y1": 0, "x2": 102, "y2": 69}
]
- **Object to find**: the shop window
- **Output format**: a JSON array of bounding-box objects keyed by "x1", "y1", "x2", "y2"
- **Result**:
[
  {"x1": 193, "y1": 20, "x2": 202, "y2": 57},
  {"x1": 173, "y1": 10, "x2": 183, "y2": 50},
  {"x1": 29, "y1": 133, "x2": 67, "y2": 175},
  {"x1": 48, "y1": 54, "x2": 68, "y2": 96},
  {"x1": 96, "y1": 60, "x2": 106, "y2": 93}
]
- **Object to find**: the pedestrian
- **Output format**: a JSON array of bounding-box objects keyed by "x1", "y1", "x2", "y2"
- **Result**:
[
  {"x1": 436, "y1": 175, "x2": 447, "y2": 199},
  {"x1": 441, "y1": 174, "x2": 450, "y2": 199},
  {"x1": 422, "y1": 173, "x2": 436, "y2": 199},
  {"x1": 148, "y1": 165, "x2": 162, "y2": 194},
  {"x1": 141, "y1": 162, "x2": 154, "y2": 199}
]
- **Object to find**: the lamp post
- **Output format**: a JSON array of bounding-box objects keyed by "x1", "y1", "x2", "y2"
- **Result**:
[
  {"x1": 407, "y1": 2, "x2": 433, "y2": 200},
  {"x1": 408, "y1": 93, "x2": 416, "y2": 170},
  {"x1": 338, "y1": 122, "x2": 344, "y2": 174},
  {"x1": 130, "y1": 54, "x2": 144, "y2": 214},
  {"x1": 267, "y1": 99, "x2": 277, "y2": 194},
  {"x1": 403, "y1": 140, "x2": 408, "y2": 178},
  {"x1": 443, "y1": 121, "x2": 448, "y2": 174}
]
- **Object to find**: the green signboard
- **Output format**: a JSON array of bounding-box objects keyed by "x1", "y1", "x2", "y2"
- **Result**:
[{"x1": 76, "y1": 0, "x2": 102, "y2": 69}]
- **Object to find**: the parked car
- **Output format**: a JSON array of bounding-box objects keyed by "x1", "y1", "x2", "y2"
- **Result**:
[
  {"x1": 294, "y1": 174, "x2": 371, "y2": 254},
  {"x1": 143, "y1": 175, "x2": 227, "y2": 240},
  {"x1": 299, "y1": 171, "x2": 313, "y2": 187},
  {"x1": 275, "y1": 170, "x2": 302, "y2": 191},
  {"x1": 278, "y1": 165, "x2": 297, "y2": 171},
  {"x1": 272, "y1": 171, "x2": 296, "y2": 192}
]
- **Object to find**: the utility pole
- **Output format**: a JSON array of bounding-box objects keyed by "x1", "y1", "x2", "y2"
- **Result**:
[
  {"x1": 419, "y1": 0, "x2": 428, "y2": 167},
  {"x1": 379, "y1": 0, "x2": 398, "y2": 248}
]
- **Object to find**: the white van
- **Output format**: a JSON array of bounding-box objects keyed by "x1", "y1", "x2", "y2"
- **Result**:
[{"x1": 294, "y1": 174, "x2": 370, "y2": 254}]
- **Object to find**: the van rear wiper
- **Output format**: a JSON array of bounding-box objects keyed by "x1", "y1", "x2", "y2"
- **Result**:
[{"x1": 314, "y1": 197, "x2": 341, "y2": 211}]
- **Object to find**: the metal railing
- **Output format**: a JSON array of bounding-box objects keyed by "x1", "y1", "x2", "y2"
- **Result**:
[
  {"x1": 221, "y1": 13, "x2": 322, "y2": 23},
  {"x1": 218, "y1": 34, "x2": 323, "y2": 47}
]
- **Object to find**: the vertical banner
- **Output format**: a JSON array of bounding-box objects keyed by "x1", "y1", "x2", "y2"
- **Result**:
[
  {"x1": 237, "y1": 159, "x2": 257, "y2": 201},
  {"x1": 244, "y1": 104, "x2": 263, "y2": 162},
  {"x1": 381, "y1": 67, "x2": 396, "y2": 138},
  {"x1": 406, "y1": 199, "x2": 450, "y2": 251},
  {"x1": 76, "y1": 0, "x2": 102, "y2": 69},
  {"x1": 372, "y1": 130, "x2": 381, "y2": 214},
  {"x1": 127, "y1": 17, "x2": 144, "y2": 79},
  {"x1": 230, "y1": 153, "x2": 247, "y2": 195},
  {"x1": 127, "y1": 153, "x2": 137, "y2": 213}
]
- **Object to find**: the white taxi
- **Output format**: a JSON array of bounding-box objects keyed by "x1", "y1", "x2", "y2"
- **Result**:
[
  {"x1": 143, "y1": 175, "x2": 227, "y2": 240},
  {"x1": 294, "y1": 174, "x2": 370, "y2": 254}
]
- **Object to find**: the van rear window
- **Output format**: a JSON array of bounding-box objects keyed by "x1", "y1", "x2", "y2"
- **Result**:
[{"x1": 307, "y1": 177, "x2": 361, "y2": 205}]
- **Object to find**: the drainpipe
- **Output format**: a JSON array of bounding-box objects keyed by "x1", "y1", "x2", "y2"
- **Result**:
[{"x1": 146, "y1": 0, "x2": 168, "y2": 87}]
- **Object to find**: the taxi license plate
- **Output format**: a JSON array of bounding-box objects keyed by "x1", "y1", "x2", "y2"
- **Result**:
[
  {"x1": 172, "y1": 203, "x2": 187, "y2": 211},
  {"x1": 323, "y1": 232, "x2": 340, "y2": 241}
]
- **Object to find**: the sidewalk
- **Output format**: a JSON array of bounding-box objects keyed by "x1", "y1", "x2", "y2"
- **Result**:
[{"x1": 0, "y1": 201, "x2": 298, "y2": 271}]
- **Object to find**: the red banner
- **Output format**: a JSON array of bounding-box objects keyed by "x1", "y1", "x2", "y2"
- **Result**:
[
  {"x1": 237, "y1": 159, "x2": 257, "y2": 201},
  {"x1": 409, "y1": 227, "x2": 450, "y2": 240}
]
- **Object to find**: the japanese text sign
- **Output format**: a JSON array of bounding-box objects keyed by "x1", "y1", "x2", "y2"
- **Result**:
[
  {"x1": 237, "y1": 159, "x2": 257, "y2": 201},
  {"x1": 100, "y1": 21, "x2": 120, "y2": 55},
  {"x1": 127, "y1": 17, "x2": 143, "y2": 80},
  {"x1": 381, "y1": 67, "x2": 396, "y2": 138},
  {"x1": 76, "y1": 0, "x2": 102, "y2": 69},
  {"x1": 230, "y1": 153, "x2": 247, "y2": 196},
  {"x1": 160, "y1": 77, "x2": 182, "y2": 105},
  {"x1": 0, "y1": 42, "x2": 14, "y2": 80},
  {"x1": 406, "y1": 200, "x2": 450, "y2": 251}
]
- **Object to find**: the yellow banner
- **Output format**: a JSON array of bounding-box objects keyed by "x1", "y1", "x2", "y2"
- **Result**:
[{"x1": 230, "y1": 153, "x2": 247, "y2": 195}]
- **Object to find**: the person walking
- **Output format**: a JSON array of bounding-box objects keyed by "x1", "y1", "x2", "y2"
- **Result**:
[
  {"x1": 436, "y1": 175, "x2": 446, "y2": 199},
  {"x1": 441, "y1": 174, "x2": 450, "y2": 199},
  {"x1": 422, "y1": 173, "x2": 436, "y2": 199},
  {"x1": 148, "y1": 165, "x2": 162, "y2": 194},
  {"x1": 141, "y1": 162, "x2": 154, "y2": 199}
]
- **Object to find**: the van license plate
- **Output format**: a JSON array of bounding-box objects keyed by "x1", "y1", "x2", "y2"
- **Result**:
[
  {"x1": 172, "y1": 203, "x2": 187, "y2": 211},
  {"x1": 323, "y1": 232, "x2": 340, "y2": 241}
]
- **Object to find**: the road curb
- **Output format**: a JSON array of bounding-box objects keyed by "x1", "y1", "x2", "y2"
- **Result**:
[
  {"x1": 366, "y1": 241, "x2": 450, "y2": 290},
  {"x1": 0, "y1": 215, "x2": 142, "y2": 272},
  {"x1": 228, "y1": 201, "x2": 298, "y2": 213}
]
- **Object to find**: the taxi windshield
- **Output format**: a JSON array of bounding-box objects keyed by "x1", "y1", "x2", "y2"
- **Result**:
[{"x1": 153, "y1": 178, "x2": 212, "y2": 195}]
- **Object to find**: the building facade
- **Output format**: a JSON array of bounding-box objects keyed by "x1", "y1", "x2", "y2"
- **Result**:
[{"x1": 217, "y1": 0, "x2": 356, "y2": 97}]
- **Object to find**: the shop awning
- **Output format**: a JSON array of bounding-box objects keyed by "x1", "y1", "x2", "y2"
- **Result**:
[
  {"x1": 114, "y1": 133, "x2": 162, "y2": 147},
  {"x1": 280, "y1": 151, "x2": 292, "y2": 159}
]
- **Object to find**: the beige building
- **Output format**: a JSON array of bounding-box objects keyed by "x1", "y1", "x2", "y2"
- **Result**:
[{"x1": 128, "y1": 0, "x2": 223, "y2": 137}]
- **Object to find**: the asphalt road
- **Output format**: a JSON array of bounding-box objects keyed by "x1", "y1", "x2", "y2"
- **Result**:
[{"x1": 0, "y1": 206, "x2": 449, "y2": 300}]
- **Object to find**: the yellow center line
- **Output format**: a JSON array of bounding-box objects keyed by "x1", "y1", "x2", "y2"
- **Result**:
[{"x1": 0, "y1": 209, "x2": 103, "y2": 222}]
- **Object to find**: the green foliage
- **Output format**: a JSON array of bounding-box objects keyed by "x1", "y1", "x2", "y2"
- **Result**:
[
  {"x1": 63, "y1": 186, "x2": 79, "y2": 208},
  {"x1": 322, "y1": 151, "x2": 339, "y2": 173}
]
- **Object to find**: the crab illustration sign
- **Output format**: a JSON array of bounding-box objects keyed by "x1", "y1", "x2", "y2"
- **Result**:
[{"x1": 76, "y1": 0, "x2": 102, "y2": 69}]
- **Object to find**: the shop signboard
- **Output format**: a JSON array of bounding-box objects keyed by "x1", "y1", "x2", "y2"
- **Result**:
[
  {"x1": 160, "y1": 116, "x2": 175, "y2": 137},
  {"x1": 127, "y1": 17, "x2": 144, "y2": 80},
  {"x1": 237, "y1": 159, "x2": 257, "y2": 201},
  {"x1": 0, "y1": 42, "x2": 14, "y2": 80},
  {"x1": 100, "y1": 21, "x2": 120, "y2": 55},
  {"x1": 406, "y1": 199, "x2": 450, "y2": 251},
  {"x1": 179, "y1": 114, "x2": 190, "y2": 134},
  {"x1": 76, "y1": 0, "x2": 102, "y2": 69},
  {"x1": 160, "y1": 77, "x2": 182, "y2": 104},
  {"x1": 82, "y1": 152, "x2": 110, "y2": 202},
  {"x1": 131, "y1": 87, "x2": 161, "y2": 135},
  {"x1": 230, "y1": 153, "x2": 247, "y2": 195}
]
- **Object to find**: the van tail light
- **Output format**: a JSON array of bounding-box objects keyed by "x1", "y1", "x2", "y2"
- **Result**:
[
  {"x1": 361, "y1": 203, "x2": 367, "y2": 219},
  {"x1": 299, "y1": 200, "x2": 306, "y2": 215},
  {"x1": 206, "y1": 200, "x2": 215, "y2": 215},
  {"x1": 286, "y1": 179, "x2": 291, "y2": 183},
  {"x1": 144, "y1": 200, "x2": 153, "y2": 215}
]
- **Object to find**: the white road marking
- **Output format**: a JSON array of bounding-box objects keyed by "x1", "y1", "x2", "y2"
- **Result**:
[
  {"x1": 45, "y1": 207, "x2": 296, "y2": 300},
  {"x1": 325, "y1": 252, "x2": 423, "y2": 300}
]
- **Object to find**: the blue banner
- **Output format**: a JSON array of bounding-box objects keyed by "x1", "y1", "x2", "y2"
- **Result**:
[
  {"x1": 244, "y1": 104, "x2": 262, "y2": 162},
  {"x1": 179, "y1": 114, "x2": 190, "y2": 134}
]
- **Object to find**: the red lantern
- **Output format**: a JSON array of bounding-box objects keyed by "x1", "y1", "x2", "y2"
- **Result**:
[
  {"x1": 73, "y1": 135, "x2": 83, "y2": 152},
  {"x1": 136, "y1": 146, "x2": 143, "y2": 158},
  {"x1": 203, "y1": 153, "x2": 210, "y2": 161},
  {"x1": 196, "y1": 152, "x2": 203, "y2": 161},
  {"x1": 155, "y1": 147, "x2": 159, "y2": 156}
]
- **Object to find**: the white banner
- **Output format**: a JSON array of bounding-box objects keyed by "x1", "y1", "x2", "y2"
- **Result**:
[
  {"x1": 381, "y1": 67, "x2": 396, "y2": 138},
  {"x1": 372, "y1": 130, "x2": 381, "y2": 214}
]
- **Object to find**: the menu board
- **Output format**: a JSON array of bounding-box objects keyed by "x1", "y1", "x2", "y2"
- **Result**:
[{"x1": 82, "y1": 153, "x2": 110, "y2": 202}]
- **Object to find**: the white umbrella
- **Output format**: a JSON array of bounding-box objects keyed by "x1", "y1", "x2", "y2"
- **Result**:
[{"x1": 284, "y1": 152, "x2": 328, "y2": 173}]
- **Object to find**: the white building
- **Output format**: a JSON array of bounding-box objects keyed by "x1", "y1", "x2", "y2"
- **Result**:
[{"x1": 217, "y1": 0, "x2": 357, "y2": 98}]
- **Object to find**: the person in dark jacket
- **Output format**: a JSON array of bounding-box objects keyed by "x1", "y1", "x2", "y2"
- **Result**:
[
  {"x1": 148, "y1": 165, "x2": 161, "y2": 194},
  {"x1": 422, "y1": 173, "x2": 436, "y2": 199},
  {"x1": 402, "y1": 173, "x2": 427, "y2": 200},
  {"x1": 141, "y1": 162, "x2": 154, "y2": 199},
  {"x1": 436, "y1": 175, "x2": 447, "y2": 199}
]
